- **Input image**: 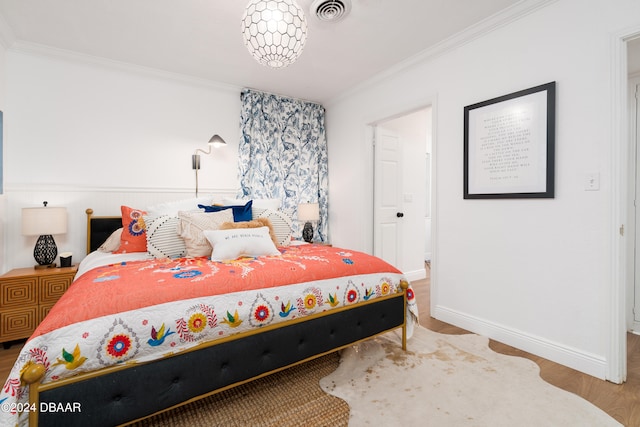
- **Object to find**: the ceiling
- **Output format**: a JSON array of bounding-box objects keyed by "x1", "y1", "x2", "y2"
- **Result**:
[{"x1": 0, "y1": 0, "x2": 537, "y2": 103}]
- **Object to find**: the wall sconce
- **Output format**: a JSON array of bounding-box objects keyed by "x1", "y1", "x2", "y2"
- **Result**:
[
  {"x1": 298, "y1": 203, "x2": 319, "y2": 243},
  {"x1": 192, "y1": 134, "x2": 227, "y2": 196},
  {"x1": 21, "y1": 201, "x2": 68, "y2": 269}
]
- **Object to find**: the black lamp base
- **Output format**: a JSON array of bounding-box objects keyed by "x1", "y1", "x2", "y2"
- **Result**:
[
  {"x1": 302, "y1": 222, "x2": 314, "y2": 243},
  {"x1": 33, "y1": 234, "x2": 58, "y2": 268}
]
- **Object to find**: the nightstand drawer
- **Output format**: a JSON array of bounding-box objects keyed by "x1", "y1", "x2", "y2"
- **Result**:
[
  {"x1": 39, "y1": 275, "x2": 72, "y2": 305},
  {"x1": 0, "y1": 306, "x2": 38, "y2": 341},
  {"x1": 1, "y1": 278, "x2": 37, "y2": 308},
  {"x1": 0, "y1": 266, "x2": 77, "y2": 345},
  {"x1": 39, "y1": 304, "x2": 55, "y2": 323}
]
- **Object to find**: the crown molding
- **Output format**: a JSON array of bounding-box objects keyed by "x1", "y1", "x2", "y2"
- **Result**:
[
  {"x1": 8, "y1": 40, "x2": 242, "y2": 93},
  {"x1": 326, "y1": 0, "x2": 558, "y2": 106}
]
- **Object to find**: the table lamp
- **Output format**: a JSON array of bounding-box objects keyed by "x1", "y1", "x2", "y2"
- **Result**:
[
  {"x1": 22, "y1": 201, "x2": 68, "y2": 268},
  {"x1": 298, "y1": 203, "x2": 319, "y2": 243}
]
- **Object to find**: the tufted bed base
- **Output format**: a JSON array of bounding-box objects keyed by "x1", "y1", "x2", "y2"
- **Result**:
[{"x1": 24, "y1": 288, "x2": 406, "y2": 426}]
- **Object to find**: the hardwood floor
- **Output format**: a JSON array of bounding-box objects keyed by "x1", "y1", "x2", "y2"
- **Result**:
[
  {"x1": 1, "y1": 263, "x2": 639, "y2": 425},
  {"x1": 413, "y1": 261, "x2": 640, "y2": 426}
]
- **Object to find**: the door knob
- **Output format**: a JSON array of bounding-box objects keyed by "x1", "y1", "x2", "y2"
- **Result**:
[{"x1": 396, "y1": 212, "x2": 404, "y2": 218}]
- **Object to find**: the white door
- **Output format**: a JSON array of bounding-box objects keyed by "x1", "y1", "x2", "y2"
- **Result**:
[
  {"x1": 633, "y1": 79, "x2": 640, "y2": 328},
  {"x1": 373, "y1": 125, "x2": 404, "y2": 267}
]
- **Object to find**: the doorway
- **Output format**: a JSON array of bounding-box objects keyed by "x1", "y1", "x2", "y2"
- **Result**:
[
  {"x1": 612, "y1": 30, "x2": 640, "y2": 384},
  {"x1": 629, "y1": 37, "x2": 640, "y2": 338},
  {"x1": 371, "y1": 106, "x2": 433, "y2": 281},
  {"x1": 632, "y1": 71, "x2": 640, "y2": 334}
]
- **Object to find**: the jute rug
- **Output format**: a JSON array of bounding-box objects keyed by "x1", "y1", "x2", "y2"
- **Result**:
[
  {"x1": 320, "y1": 326, "x2": 622, "y2": 427},
  {"x1": 131, "y1": 352, "x2": 350, "y2": 427}
]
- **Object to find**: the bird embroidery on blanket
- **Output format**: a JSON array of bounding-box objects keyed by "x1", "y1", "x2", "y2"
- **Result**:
[
  {"x1": 53, "y1": 344, "x2": 87, "y2": 370},
  {"x1": 221, "y1": 310, "x2": 243, "y2": 328},
  {"x1": 279, "y1": 301, "x2": 296, "y2": 317},
  {"x1": 363, "y1": 288, "x2": 375, "y2": 301},
  {"x1": 147, "y1": 323, "x2": 175, "y2": 346},
  {"x1": 325, "y1": 293, "x2": 339, "y2": 307}
]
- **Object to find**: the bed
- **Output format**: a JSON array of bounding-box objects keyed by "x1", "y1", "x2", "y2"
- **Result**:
[{"x1": 1, "y1": 201, "x2": 418, "y2": 427}]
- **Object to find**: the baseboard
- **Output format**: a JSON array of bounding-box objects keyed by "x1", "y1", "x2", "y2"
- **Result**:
[
  {"x1": 403, "y1": 268, "x2": 426, "y2": 282},
  {"x1": 432, "y1": 305, "x2": 608, "y2": 380}
]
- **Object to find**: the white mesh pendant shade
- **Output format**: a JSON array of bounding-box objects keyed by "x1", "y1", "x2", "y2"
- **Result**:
[{"x1": 242, "y1": 0, "x2": 308, "y2": 68}]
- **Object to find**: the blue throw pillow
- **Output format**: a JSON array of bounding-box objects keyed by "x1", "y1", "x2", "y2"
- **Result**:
[{"x1": 198, "y1": 200, "x2": 253, "y2": 222}]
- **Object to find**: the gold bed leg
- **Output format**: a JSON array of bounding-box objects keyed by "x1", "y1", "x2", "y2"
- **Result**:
[
  {"x1": 400, "y1": 281, "x2": 408, "y2": 351},
  {"x1": 22, "y1": 363, "x2": 45, "y2": 427}
]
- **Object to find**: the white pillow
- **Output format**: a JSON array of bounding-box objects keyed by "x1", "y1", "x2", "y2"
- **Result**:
[
  {"x1": 204, "y1": 227, "x2": 281, "y2": 261},
  {"x1": 144, "y1": 215, "x2": 186, "y2": 259},
  {"x1": 223, "y1": 198, "x2": 281, "y2": 211},
  {"x1": 98, "y1": 228, "x2": 123, "y2": 252}
]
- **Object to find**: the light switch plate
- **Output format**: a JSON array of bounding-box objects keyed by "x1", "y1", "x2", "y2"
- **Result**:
[{"x1": 585, "y1": 173, "x2": 600, "y2": 191}]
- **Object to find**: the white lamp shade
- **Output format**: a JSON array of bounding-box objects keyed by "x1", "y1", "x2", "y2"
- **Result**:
[
  {"x1": 22, "y1": 207, "x2": 68, "y2": 236},
  {"x1": 298, "y1": 203, "x2": 320, "y2": 221}
]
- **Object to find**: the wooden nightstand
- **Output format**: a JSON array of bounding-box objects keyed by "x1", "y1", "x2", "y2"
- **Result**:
[{"x1": 0, "y1": 265, "x2": 77, "y2": 346}]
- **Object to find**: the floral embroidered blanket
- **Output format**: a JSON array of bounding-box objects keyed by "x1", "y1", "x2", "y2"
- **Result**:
[{"x1": 1, "y1": 244, "x2": 418, "y2": 426}]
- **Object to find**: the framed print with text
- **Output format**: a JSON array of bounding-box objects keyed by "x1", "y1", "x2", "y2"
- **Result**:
[{"x1": 463, "y1": 81, "x2": 555, "y2": 199}]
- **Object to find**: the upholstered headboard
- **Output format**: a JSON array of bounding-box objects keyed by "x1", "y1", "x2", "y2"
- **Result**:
[{"x1": 86, "y1": 208, "x2": 122, "y2": 254}]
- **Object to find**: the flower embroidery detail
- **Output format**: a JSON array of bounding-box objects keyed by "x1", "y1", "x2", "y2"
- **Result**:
[
  {"x1": 188, "y1": 313, "x2": 207, "y2": 333},
  {"x1": 347, "y1": 290, "x2": 357, "y2": 303},
  {"x1": 304, "y1": 294, "x2": 317, "y2": 309},
  {"x1": 97, "y1": 319, "x2": 140, "y2": 365},
  {"x1": 248, "y1": 293, "x2": 275, "y2": 327},
  {"x1": 406, "y1": 289, "x2": 415, "y2": 301},
  {"x1": 107, "y1": 334, "x2": 131, "y2": 358},
  {"x1": 381, "y1": 283, "x2": 390, "y2": 295},
  {"x1": 254, "y1": 305, "x2": 270, "y2": 322},
  {"x1": 128, "y1": 217, "x2": 145, "y2": 236},
  {"x1": 342, "y1": 258, "x2": 354, "y2": 265}
]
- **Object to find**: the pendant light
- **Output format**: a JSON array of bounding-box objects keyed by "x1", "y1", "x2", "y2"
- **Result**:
[{"x1": 241, "y1": 0, "x2": 308, "y2": 69}]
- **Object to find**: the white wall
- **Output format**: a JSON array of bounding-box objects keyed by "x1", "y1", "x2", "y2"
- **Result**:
[
  {"x1": 325, "y1": 0, "x2": 640, "y2": 379},
  {"x1": 2, "y1": 50, "x2": 242, "y2": 270}
]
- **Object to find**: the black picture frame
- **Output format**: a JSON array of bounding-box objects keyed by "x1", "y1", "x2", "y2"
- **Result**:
[{"x1": 463, "y1": 82, "x2": 555, "y2": 199}]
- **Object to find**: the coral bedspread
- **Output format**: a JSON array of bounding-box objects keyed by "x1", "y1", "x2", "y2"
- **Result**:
[{"x1": 1, "y1": 244, "x2": 417, "y2": 426}]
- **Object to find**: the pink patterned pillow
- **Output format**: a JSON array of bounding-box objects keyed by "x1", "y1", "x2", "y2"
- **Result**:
[{"x1": 114, "y1": 205, "x2": 148, "y2": 253}]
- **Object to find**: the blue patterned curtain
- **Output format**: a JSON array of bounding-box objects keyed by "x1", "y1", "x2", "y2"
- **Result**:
[{"x1": 238, "y1": 89, "x2": 329, "y2": 242}]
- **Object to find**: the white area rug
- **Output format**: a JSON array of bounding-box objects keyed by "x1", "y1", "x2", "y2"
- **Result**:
[{"x1": 320, "y1": 326, "x2": 621, "y2": 426}]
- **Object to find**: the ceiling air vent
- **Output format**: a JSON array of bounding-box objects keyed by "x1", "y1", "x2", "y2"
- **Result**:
[{"x1": 311, "y1": 0, "x2": 352, "y2": 23}]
